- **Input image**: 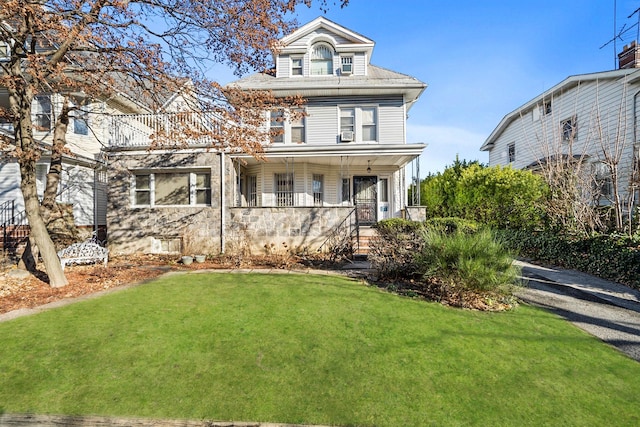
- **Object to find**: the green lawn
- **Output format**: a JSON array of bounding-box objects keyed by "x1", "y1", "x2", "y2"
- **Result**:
[{"x1": 1, "y1": 272, "x2": 639, "y2": 426}]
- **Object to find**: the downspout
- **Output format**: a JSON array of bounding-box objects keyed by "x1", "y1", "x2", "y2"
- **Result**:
[
  {"x1": 220, "y1": 152, "x2": 225, "y2": 254},
  {"x1": 633, "y1": 89, "x2": 640, "y2": 144}
]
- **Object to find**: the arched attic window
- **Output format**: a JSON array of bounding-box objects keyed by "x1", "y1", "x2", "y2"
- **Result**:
[{"x1": 311, "y1": 43, "x2": 334, "y2": 75}]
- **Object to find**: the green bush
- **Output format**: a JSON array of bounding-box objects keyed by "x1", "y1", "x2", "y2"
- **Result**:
[
  {"x1": 424, "y1": 217, "x2": 481, "y2": 235},
  {"x1": 420, "y1": 160, "x2": 548, "y2": 230},
  {"x1": 417, "y1": 228, "x2": 521, "y2": 294}
]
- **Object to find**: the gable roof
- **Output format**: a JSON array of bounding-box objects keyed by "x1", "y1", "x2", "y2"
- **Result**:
[
  {"x1": 480, "y1": 68, "x2": 640, "y2": 151},
  {"x1": 278, "y1": 16, "x2": 374, "y2": 58}
]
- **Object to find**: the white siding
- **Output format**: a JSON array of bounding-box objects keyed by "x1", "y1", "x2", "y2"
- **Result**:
[
  {"x1": 306, "y1": 103, "x2": 339, "y2": 145},
  {"x1": 488, "y1": 76, "x2": 639, "y2": 201},
  {"x1": 354, "y1": 52, "x2": 367, "y2": 76},
  {"x1": 0, "y1": 161, "x2": 23, "y2": 209}
]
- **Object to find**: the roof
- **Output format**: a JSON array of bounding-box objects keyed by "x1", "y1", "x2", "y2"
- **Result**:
[
  {"x1": 228, "y1": 64, "x2": 427, "y2": 107},
  {"x1": 278, "y1": 16, "x2": 374, "y2": 58},
  {"x1": 480, "y1": 68, "x2": 640, "y2": 151}
]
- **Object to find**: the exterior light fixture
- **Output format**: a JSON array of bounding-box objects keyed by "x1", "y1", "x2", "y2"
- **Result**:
[{"x1": 367, "y1": 160, "x2": 371, "y2": 174}]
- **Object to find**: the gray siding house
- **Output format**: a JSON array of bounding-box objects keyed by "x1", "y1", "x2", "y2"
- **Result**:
[
  {"x1": 106, "y1": 17, "x2": 427, "y2": 256},
  {"x1": 481, "y1": 42, "x2": 640, "y2": 209}
]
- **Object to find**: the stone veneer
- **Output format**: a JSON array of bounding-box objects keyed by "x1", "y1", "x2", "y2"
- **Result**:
[
  {"x1": 107, "y1": 150, "x2": 357, "y2": 256},
  {"x1": 106, "y1": 151, "x2": 229, "y2": 256},
  {"x1": 402, "y1": 206, "x2": 427, "y2": 222},
  {"x1": 227, "y1": 206, "x2": 355, "y2": 254}
]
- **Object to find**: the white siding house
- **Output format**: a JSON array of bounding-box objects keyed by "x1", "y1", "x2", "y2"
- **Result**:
[
  {"x1": 481, "y1": 44, "x2": 640, "y2": 210},
  {"x1": 0, "y1": 92, "x2": 149, "y2": 241}
]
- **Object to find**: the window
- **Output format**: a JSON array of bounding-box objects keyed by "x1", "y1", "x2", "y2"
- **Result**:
[
  {"x1": 73, "y1": 105, "x2": 89, "y2": 135},
  {"x1": 275, "y1": 173, "x2": 294, "y2": 207},
  {"x1": 0, "y1": 42, "x2": 9, "y2": 60},
  {"x1": 340, "y1": 108, "x2": 355, "y2": 133},
  {"x1": 270, "y1": 110, "x2": 284, "y2": 143},
  {"x1": 544, "y1": 101, "x2": 552, "y2": 115},
  {"x1": 133, "y1": 171, "x2": 211, "y2": 207},
  {"x1": 32, "y1": 95, "x2": 52, "y2": 130},
  {"x1": 291, "y1": 57, "x2": 303, "y2": 76},
  {"x1": 155, "y1": 173, "x2": 189, "y2": 205},
  {"x1": 341, "y1": 178, "x2": 351, "y2": 203},
  {"x1": 195, "y1": 172, "x2": 211, "y2": 205},
  {"x1": 361, "y1": 107, "x2": 377, "y2": 141},
  {"x1": 291, "y1": 109, "x2": 305, "y2": 144},
  {"x1": 339, "y1": 106, "x2": 378, "y2": 142},
  {"x1": 379, "y1": 178, "x2": 388, "y2": 203},
  {"x1": 311, "y1": 43, "x2": 333, "y2": 75},
  {"x1": 313, "y1": 174, "x2": 324, "y2": 206},
  {"x1": 561, "y1": 117, "x2": 577, "y2": 142},
  {"x1": 135, "y1": 174, "x2": 151, "y2": 205},
  {"x1": 507, "y1": 142, "x2": 516, "y2": 163},
  {"x1": 341, "y1": 56, "x2": 353, "y2": 74},
  {"x1": 593, "y1": 162, "x2": 612, "y2": 198},
  {"x1": 247, "y1": 175, "x2": 257, "y2": 207}
]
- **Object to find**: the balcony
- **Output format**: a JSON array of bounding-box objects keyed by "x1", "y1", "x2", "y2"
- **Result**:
[{"x1": 108, "y1": 112, "x2": 222, "y2": 149}]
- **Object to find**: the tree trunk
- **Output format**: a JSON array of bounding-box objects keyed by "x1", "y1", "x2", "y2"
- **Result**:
[
  {"x1": 12, "y1": 87, "x2": 69, "y2": 287},
  {"x1": 42, "y1": 100, "x2": 70, "y2": 209},
  {"x1": 19, "y1": 157, "x2": 69, "y2": 287}
]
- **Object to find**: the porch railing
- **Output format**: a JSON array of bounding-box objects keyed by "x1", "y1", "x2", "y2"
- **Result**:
[
  {"x1": 1, "y1": 200, "x2": 29, "y2": 254},
  {"x1": 108, "y1": 111, "x2": 222, "y2": 148}
]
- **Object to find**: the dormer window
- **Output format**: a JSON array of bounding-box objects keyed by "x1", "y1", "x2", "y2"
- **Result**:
[
  {"x1": 291, "y1": 57, "x2": 303, "y2": 76},
  {"x1": 311, "y1": 43, "x2": 333, "y2": 75},
  {"x1": 340, "y1": 56, "x2": 353, "y2": 75}
]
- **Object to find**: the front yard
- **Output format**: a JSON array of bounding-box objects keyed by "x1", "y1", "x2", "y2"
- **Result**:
[{"x1": 1, "y1": 272, "x2": 640, "y2": 426}]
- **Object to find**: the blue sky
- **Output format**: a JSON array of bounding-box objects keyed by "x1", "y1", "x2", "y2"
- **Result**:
[{"x1": 212, "y1": 0, "x2": 640, "y2": 175}]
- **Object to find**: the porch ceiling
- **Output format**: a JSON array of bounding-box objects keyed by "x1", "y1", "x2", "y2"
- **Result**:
[{"x1": 231, "y1": 143, "x2": 426, "y2": 168}]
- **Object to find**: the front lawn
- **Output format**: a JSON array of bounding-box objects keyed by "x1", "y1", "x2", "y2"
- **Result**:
[{"x1": 1, "y1": 272, "x2": 639, "y2": 426}]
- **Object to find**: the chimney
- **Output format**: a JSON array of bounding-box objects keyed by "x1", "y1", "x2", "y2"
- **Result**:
[{"x1": 618, "y1": 41, "x2": 640, "y2": 69}]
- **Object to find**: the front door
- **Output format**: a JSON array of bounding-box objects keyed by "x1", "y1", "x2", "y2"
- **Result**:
[{"x1": 353, "y1": 176, "x2": 377, "y2": 225}]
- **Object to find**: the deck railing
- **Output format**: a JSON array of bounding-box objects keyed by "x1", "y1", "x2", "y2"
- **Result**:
[{"x1": 108, "y1": 111, "x2": 222, "y2": 148}]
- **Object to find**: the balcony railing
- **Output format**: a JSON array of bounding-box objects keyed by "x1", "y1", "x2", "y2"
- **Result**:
[{"x1": 108, "y1": 111, "x2": 222, "y2": 148}]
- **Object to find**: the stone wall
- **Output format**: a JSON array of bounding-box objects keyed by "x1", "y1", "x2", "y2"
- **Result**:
[
  {"x1": 402, "y1": 206, "x2": 427, "y2": 222},
  {"x1": 106, "y1": 151, "x2": 229, "y2": 256},
  {"x1": 227, "y1": 206, "x2": 354, "y2": 254}
]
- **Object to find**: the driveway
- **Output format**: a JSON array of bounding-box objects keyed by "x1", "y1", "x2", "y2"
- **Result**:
[{"x1": 515, "y1": 260, "x2": 640, "y2": 362}]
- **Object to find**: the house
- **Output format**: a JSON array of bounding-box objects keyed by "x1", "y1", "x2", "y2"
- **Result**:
[
  {"x1": 0, "y1": 92, "x2": 122, "y2": 245},
  {"x1": 481, "y1": 42, "x2": 640, "y2": 209},
  {"x1": 105, "y1": 17, "x2": 427, "y2": 256}
]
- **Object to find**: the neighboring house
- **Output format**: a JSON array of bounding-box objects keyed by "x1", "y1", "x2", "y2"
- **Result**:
[
  {"x1": 481, "y1": 42, "x2": 640, "y2": 208},
  {"x1": 0, "y1": 93, "x2": 119, "y2": 239},
  {"x1": 106, "y1": 17, "x2": 427, "y2": 256}
]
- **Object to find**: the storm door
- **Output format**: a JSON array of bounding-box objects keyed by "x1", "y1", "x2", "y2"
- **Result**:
[{"x1": 353, "y1": 176, "x2": 377, "y2": 225}]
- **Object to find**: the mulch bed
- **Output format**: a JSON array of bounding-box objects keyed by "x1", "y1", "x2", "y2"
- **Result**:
[{"x1": 0, "y1": 254, "x2": 516, "y2": 315}]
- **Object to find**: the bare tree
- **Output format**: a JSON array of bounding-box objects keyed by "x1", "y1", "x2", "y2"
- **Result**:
[{"x1": 0, "y1": 0, "x2": 348, "y2": 287}]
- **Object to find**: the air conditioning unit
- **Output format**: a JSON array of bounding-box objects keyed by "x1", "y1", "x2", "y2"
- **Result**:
[{"x1": 340, "y1": 131, "x2": 354, "y2": 142}]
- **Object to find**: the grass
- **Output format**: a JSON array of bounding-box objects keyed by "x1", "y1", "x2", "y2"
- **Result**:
[{"x1": 1, "y1": 272, "x2": 640, "y2": 426}]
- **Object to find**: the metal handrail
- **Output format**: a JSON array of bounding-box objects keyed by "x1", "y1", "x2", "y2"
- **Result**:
[
  {"x1": 1, "y1": 200, "x2": 29, "y2": 253},
  {"x1": 317, "y1": 206, "x2": 358, "y2": 259}
]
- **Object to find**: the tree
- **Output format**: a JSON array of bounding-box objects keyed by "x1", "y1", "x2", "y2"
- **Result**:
[
  {"x1": 0, "y1": 0, "x2": 348, "y2": 287},
  {"x1": 420, "y1": 157, "x2": 484, "y2": 218}
]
